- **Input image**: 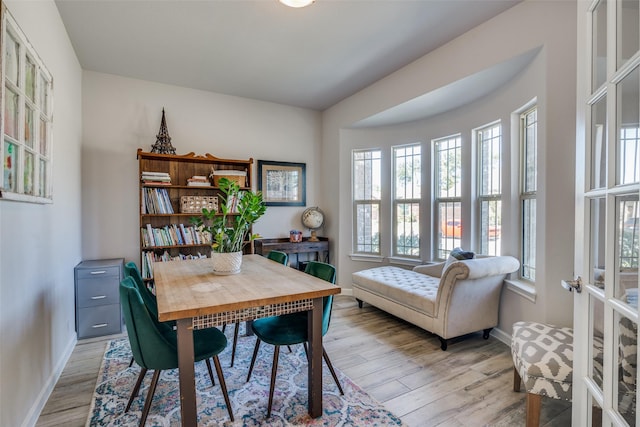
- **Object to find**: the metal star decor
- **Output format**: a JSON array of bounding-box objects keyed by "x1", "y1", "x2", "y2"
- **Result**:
[{"x1": 150, "y1": 108, "x2": 176, "y2": 154}]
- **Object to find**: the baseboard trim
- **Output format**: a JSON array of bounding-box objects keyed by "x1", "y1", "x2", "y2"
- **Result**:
[
  {"x1": 491, "y1": 326, "x2": 511, "y2": 347},
  {"x1": 22, "y1": 334, "x2": 77, "y2": 427}
]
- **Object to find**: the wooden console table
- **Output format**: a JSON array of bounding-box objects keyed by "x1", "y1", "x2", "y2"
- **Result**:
[{"x1": 255, "y1": 237, "x2": 329, "y2": 268}]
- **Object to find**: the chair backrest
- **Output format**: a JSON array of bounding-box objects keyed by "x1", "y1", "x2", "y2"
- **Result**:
[
  {"x1": 266, "y1": 250, "x2": 288, "y2": 266},
  {"x1": 119, "y1": 277, "x2": 178, "y2": 370},
  {"x1": 124, "y1": 261, "x2": 159, "y2": 319},
  {"x1": 304, "y1": 261, "x2": 337, "y2": 334}
]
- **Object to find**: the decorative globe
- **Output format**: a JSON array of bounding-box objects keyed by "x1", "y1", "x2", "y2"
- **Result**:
[{"x1": 302, "y1": 207, "x2": 324, "y2": 241}]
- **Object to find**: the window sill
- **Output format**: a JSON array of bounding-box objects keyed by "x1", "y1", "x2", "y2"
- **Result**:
[
  {"x1": 349, "y1": 254, "x2": 384, "y2": 263},
  {"x1": 504, "y1": 279, "x2": 537, "y2": 303},
  {"x1": 0, "y1": 191, "x2": 52, "y2": 204},
  {"x1": 388, "y1": 257, "x2": 422, "y2": 267}
]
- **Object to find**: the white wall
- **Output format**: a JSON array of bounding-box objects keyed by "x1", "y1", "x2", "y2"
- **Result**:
[
  {"x1": 0, "y1": 1, "x2": 82, "y2": 426},
  {"x1": 81, "y1": 72, "x2": 322, "y2": 265},
  {"x1": 322, "y1": 0, "x2": 577, "y2": 331}
]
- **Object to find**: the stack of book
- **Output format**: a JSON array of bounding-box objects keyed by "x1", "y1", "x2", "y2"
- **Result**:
[
  {"x1": 187, "y1": 175, "x2": 211, "y2": 187},
  {"x1": 142, "y1": 188, "x2": 174, "y2": 214},
  {"x1": 141, "y1": 171, "x2": 171, "y2": 185}
]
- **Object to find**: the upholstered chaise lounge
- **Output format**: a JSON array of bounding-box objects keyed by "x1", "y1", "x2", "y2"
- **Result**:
[{"x1": 352, "y1": 255, "x2": 520, "y2": 350}]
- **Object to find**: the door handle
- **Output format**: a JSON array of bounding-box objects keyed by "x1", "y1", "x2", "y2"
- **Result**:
[{"x1": 561, "y1": 276, "x2": 583, "y2": 293}]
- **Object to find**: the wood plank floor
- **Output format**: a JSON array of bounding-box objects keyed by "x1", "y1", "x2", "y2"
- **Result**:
[{"x1": 36, "y1": 295, "x2": 571, "y2": 426}]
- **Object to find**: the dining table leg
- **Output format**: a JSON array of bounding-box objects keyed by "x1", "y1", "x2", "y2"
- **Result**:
[
  {"x1": 307, "y1": 297, "x2": 323, "y2": 418},
  {"x1": 176, "y1": 318, "x2": 197, "y2": 426}
]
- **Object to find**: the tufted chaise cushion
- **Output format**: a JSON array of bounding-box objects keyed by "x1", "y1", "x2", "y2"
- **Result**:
[
  {"x1": 511, "y1": 321, "x2": 574, "y2": 401},
  {"x1": 352, "y1": 266, "x2": 440, "y2": 315}
]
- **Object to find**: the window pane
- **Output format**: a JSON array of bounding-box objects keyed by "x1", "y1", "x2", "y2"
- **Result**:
[
  {"x1": 353, "y1": 150, "x2": 381, "y2": 200},
  {"x1": 39, "y1": 75, "x2": 48, "y2": 114},
  {"x1": 618, "y1": 0, "x2": 640, "y2": 68},
  {"x1": 39, "y1": 117, "x2": 47, "y2": 156},
  {"x1": 617, "y1": 66, "x2": 640, "y2": 185},
  {"x1": 478, "y1": 125, "x2": 501, "y2": 196},
  {"x1": 435, "y1": 136, "x2": 461, "y2": 198},
  {"x1": 38, "y1": 158, "x2": 46, "y2": 197},
  {"x1": 23, "y1": 151, "x2": 34, "y2": 195},
  {"x1": 25, "y1": 105, "x2": 34, "y2": 149},
  {"x1": 523, "y1": 110, "x2": 537, "y2": 192},
  {"x1": 522, "y1": 198, "x2": 536, "y2": 280},
  {"x1": 3, "y1": 141, "x2": 16, "y2": 191},
  {"x1": 480, "y1": 200, "x2": 501, "y2": 256},
  {"x1": 592, "y1": 0, "x2": 607, "y2": 90},
  {"x1": 395, "y1": 202, "x2": 419, "y2": 256},
  {"x1": 356, "y1": 203, "x2": 380, "y2": 253},
  {"x1": 5, "y1": 33, "x2": 18, "y2": 85},
  {"x1": 394, "y1": 145, "x2": 421, "y2": 199},
  {"x1": 25, "y1": 56, "x2": 35, "y2": 102},
  {"x1": 4, "y1": 87, "x2": 18, "y2": 139},
  {"x1": 591, "y1": 95, "x2": 607, "y2": 189},
  {"x1": 438, "y1": 202, "x2": 461, "y2": 259}
]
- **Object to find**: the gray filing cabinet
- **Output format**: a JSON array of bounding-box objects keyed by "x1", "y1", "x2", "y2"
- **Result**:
[{"x1": 74, "y1": 258, "x2": 124, "y2": 339}]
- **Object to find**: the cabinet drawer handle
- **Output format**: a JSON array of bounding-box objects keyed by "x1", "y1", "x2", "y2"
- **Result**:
[
  {"x1": 90, "y1": 295, "x2": 107, "y2": 300},
  {"x1": 92, "y1": 323, "x2": 108, "y2": 328},
  {"x1": 90, "y1": 270, "x2": 107, "y2": 275}
]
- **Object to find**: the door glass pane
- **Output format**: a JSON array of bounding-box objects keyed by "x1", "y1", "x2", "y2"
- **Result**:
[
  {"x1": 5, "y1": 33, "x2": 18, "y2": 85},
  {"x1": 591, "y1": 95, "x2": 607, "y2": 189},
  {"x1": 592, "y1": 0, "x2": 607, "y2": 90},
  {"x1": 589, "y1": 394, "x2": 603, "y2": 426},
  {"x1": 38, "y1": 158, "x2": 46, "y2": 197},
  {"x1": 591, "y1": 198, "x2": 607, "y2": 290},
  {"x1": 615, "y1": 311, "x2": 637, "y2": 426},
  {"x1": 617, "y1": 66, "x2": 640, "y2": 185},
  {"x1": 3, "y1": 141, "x2": 16, "y2": 191},
  {"x1": 39, "y1": 117, "x2": 47, "y2": 156},
  {"x1": 39, "y1": 75, "x2": 48, "y2": 114},
  {"x1": 4, "y1": 87, "x2": 18, "y2": 139},
  {"x1": 619, "y1": 0, "x2": 640, "y2": 68},
  {"x1": 591, "y1": 295, "x2": 605, "y2": 390},
  {"x1": 23, "y1": 151, "x2": 34, "y2": 195},
  {"x1": 25, "y1": 56, "x2": 35, "y2": 102},
  {"x1": 616, "y1": 196, "x2": 639, "y2": 308},
  {"x1": 25, "y1": 105, "x2": 34, "y2": 149}
]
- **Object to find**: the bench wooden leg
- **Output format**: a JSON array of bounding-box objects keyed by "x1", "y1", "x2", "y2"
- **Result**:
[
  {"x1": 513, "y1": 366, "x2": 521, "y2": 392},
  {"x1": 526, "y1": 393, "x2": 541, "y2": 427}
]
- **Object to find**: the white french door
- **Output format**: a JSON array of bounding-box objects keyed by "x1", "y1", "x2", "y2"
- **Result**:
[{"x1": 574, "y1": 0, "x2": 639, "y2": 425}]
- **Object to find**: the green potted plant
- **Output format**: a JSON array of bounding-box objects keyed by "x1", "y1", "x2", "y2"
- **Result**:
[{"x1": 191, "y1": 177, "x2": 267, "y2": 274}]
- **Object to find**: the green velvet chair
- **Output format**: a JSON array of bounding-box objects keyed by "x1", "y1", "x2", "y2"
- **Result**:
[
  {"x1": 266, "y1": 250, "x2": 288, "y2": 266},
  {"x1": 246, "y1": 261, "x2": 343, "y2": 417},
  {"x1": 120, "y1": 277, "x2": 234, "y2": 425}
]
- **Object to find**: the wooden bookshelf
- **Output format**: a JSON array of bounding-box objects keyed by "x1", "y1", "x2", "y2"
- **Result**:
[{"x1": 137, "y1": 149, "x2": 254, "y2": 281}]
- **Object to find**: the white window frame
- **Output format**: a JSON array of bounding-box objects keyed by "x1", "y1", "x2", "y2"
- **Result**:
[
  {"x1": 392, "y1": 143, "x2": 421, "y2": 259},
  {"x1": 520, "y1": 106, "x2": 537, "y2": 281},
  {"x1": 433, "y1": 134, "x2": 462, "y2": 260},
  {"x1": 352, "y1": 149, "x2": 382, "y2": 256},
  {"x1": 475, "y1": 121, "x2": 502, "y2": 256},
  {"x1": 1, "y1": 8, "x2": 53, "y2": 203}
]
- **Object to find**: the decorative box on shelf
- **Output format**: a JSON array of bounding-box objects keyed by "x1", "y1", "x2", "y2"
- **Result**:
[
  {"x1": 180, "y1": 196, "x2": 218, "y2": 214},
  {"x1": 211, "y1": 169, "x2": 247, "y2": 187}
]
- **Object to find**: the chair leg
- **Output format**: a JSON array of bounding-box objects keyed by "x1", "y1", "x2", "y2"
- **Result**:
[
  {"x1": 212, "y1": 355, "x2": 234, "y2": 421},
  {"x1": 323, "y1": 349, "x2": 344, "y2": 395},
  {"x1": 513, "y1": 366, "x2": 521, "y2": 392},
  {"x1": 129, "y1": 356, "x2": 135, "y2": 368},
  {"x1": 205, "y1": 358, "x2": 215, "y2": 386},
  {"x1": 267, "y1": 346, "x2": 281, "y2": 418},
  {"x1": 125, "y1": 368, "x2": 148, "y2": 412},
  {"x1": 246, "y1": 338, "x2": 261, "y2": 382},
  {"x1": 525, "y1": 392, "x2": 541, "y2": 427},
  {"x1": 139, "y1": 370, "x2": 161, "y2": 427},
  {"x1": 231, "y1": 322, "x2": 240, "y2": 367}
]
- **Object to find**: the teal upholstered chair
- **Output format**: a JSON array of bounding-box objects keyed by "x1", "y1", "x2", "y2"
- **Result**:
[
  {"x1": 266, "y1": 250, "x2": 288, "y2": 266},
  {"x1": 246, "y1": 261, "x2": 343, "y2": 417},
  {"x1": 120, "y1": 277, "x2": 234, "y2": 425}
]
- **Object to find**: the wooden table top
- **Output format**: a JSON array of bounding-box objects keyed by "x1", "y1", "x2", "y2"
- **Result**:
[{"x1": 154, "y1": 255, "x2": 341, "y2": 322}]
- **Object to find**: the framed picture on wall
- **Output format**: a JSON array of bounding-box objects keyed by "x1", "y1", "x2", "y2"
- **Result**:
[{"x1": 257, "y1": 160, "x2": 306, "y2": 206}]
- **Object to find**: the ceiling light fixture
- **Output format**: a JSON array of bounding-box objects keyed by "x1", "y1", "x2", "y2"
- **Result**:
[{"x1": 279, "y1": 0, "x2": 314, "y2": 8}]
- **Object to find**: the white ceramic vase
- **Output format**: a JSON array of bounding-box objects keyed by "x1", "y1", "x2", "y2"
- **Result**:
[{"x1": 211, "y1": 251, "x2": 243, "y2": 275}]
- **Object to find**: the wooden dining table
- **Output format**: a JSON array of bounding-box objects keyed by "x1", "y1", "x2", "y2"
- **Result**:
[{"x1": 154, "y1": 254, "x2": 341, "y2": 426}]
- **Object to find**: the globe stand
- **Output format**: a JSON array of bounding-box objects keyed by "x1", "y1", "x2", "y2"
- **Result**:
[{"x1": 309, "y1": 229, "x2": 319, "y2": 242}]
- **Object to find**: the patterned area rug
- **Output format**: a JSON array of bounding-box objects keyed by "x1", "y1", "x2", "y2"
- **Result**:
[{"x1": 87, "y1": 326, "x2": 405, "y2": 426}]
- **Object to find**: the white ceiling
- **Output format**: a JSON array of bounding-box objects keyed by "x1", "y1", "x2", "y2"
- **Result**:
[{"x1": 54, "y1": 0, "x2": 521, "y2": 112}]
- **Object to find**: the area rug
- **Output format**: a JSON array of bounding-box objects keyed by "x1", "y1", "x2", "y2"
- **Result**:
[{"x1": 86, "y1": 325, "x2": 405, "y2": 426}]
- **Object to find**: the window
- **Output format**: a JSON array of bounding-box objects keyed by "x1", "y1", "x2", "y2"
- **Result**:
[
  {"x1": 393, "y1": 144, "x2": 421, "y2": 257},
  {"x1": 1, "y1": 11, "x2": 53, "y2": 202},
  {"x1": 477, "y1": 123, "x2": 502, "y2": 256},
  {"x1": 520, "y1": 107, "x2": 537, "y2": 280},
  {"x1": 434, "y1": 135, "x2": 462, "y2": 260},
  {"x1": 353, "y1": 149, "x2": 381, "y2": 254}
]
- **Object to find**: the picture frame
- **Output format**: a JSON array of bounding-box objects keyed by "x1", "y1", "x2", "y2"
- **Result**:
[{"x1": 257, "y1": 160, "x2": 306, "y2": 206}]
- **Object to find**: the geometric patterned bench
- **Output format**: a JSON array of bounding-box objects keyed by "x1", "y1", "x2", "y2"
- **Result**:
[{"x1": 511, "y1": 321, "x2": 576, "y2": 427}]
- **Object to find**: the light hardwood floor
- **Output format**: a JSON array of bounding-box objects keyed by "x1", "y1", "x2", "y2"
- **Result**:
[{"x1": 36, "y1": 295, "x2": 571, "y2": 426}]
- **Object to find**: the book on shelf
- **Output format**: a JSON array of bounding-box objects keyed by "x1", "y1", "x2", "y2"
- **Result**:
[
  {"x1": 141, "y1": 250, "x2": 208, "y2": 279},
  {"x1": 142, "y1": 171, "x2": 171, "y2": 185},
  {"x1": 143, "y1": 188, "x2": 174, "y2": 214},
  {"x1": 141, "y1": 224, "x2": 212, "y2": 248},
  {"x1": 187, "y1": 175, "x2": 211, "y2": 187}
]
